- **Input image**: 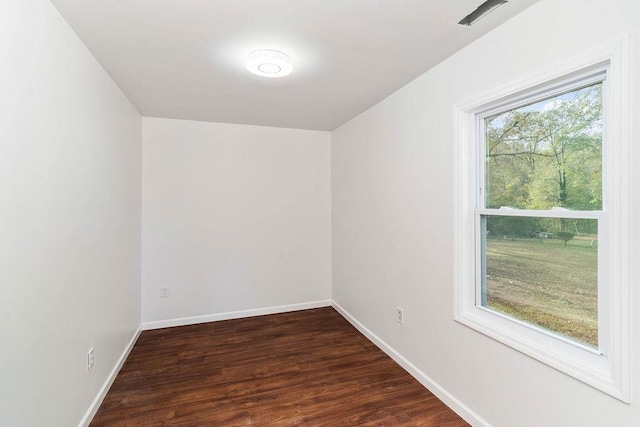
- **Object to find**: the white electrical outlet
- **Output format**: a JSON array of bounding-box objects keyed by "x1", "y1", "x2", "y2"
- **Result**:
[
  {"x1": 160, "y1": 286, "x2": 169, "y2": 298},
  {"x1": 396, "y1": 307, "x2": 404, "y2": 325},
  {"x1": 87, "y1": 348, "x2": 95, "y2": 371}
]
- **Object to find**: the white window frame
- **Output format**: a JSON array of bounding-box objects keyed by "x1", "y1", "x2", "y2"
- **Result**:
[{"x1": 453, "y1": 40, "x2": 631, "y2": 402}]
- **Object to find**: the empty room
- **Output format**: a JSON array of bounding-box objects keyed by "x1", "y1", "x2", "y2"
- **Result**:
[{"x1": 2, "y1": 0, "x2": 639, "y2": 425}]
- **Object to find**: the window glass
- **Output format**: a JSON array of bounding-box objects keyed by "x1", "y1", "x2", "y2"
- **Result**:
[
  {"x1": 482, "y1": 216, "x2": 598, "y2": 347},
  {"x1": 484, "y1": 84, "x2": 602, "y2": 211}
]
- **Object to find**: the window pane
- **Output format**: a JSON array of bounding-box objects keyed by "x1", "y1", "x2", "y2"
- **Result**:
[
  {"x1": 482, "y1": 216, "x2": 598, "y2": 348},
  {"x1": 485, "y1": 83, "x2": 602, "y2": 210}
]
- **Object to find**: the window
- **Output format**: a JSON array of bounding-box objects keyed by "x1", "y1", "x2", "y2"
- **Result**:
[
  {"x1": 480, "y1": 77, "x2": 604, "y2": 349},
  {"x1": 454, "y1": 42, "x2": 630, "y2": 402}
]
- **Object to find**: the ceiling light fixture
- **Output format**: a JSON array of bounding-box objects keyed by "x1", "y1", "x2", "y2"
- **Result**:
[
  {"x1": 246, "y1": 49, "x2": 293, "y2": 78},
  {"x1": 458, "y1": 0, "x2": 508, "y2": 26}
]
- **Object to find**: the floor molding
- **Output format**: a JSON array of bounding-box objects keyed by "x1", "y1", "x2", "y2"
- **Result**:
[
  {"x1": 78, "y1": 328, "x2": 141, "y2": 427},
  {"x1": 140, "y1": 300, "x2": 333, "y2": 331},
  {"x1": 331, "y1": 301, "x2": 490, "y2": 427}
]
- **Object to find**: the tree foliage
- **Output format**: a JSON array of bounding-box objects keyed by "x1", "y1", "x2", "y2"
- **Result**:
[
  {"x1": 556, "y1": 231, "x2": 576, "y2": 247},
  {"x1": 484, "y1": 84, "x2": 602, "y2": 236}
]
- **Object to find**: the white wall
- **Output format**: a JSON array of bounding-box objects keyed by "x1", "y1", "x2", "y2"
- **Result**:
[
  {"x1": 331, "y1": 0, "x2": 640, "y2": 425},
  {"x1": 0, "y1": 1, "x2": 142, "y2": 426},
  {"x1": 142, "y1": 118, "x2": 331, "y2": 323}
]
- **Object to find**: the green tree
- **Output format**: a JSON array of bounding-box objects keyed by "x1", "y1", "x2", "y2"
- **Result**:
[
  {"x1": 484, "y1": 84, "x2": 602, "y2": 222},
  {"x1": 556, "y1": 231, "x2": 575, "y2": 247}
]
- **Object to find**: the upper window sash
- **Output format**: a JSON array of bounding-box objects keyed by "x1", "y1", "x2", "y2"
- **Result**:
[{"x1": 475, "y1": 68, "x2": 607, "y2": 213}]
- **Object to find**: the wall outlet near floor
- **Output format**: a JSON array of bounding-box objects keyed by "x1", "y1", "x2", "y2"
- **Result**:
[
  {"x1": 87, "y1": 348, "x2": 95, "y2": 371},
  {"x1": 160, "y1": 286, "x2": 169, "y2": 298},
  {"x1": 396, "y1": 307, "x2": 404, "y2": 325}
]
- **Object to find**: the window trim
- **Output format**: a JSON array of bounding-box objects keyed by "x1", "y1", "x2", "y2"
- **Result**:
[{"x1": 453, "y1": 39, "x2": 631, "y2": 402}]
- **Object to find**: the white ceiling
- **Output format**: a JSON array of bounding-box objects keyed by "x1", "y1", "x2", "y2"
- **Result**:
[{"x1": 50, "y1": 0, "x2": 540, "y2": 131}]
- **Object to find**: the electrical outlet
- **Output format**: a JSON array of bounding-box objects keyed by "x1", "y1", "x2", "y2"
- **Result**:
[
  {"x1": 396, "y1": 307, "x2": 404, "y2": 325},
  {"x1": 87, "y1": 348, "x2": 95, "y2": 371},
  {"x1": 160, "y1": 286, "x2": 169, "y2": 298}
]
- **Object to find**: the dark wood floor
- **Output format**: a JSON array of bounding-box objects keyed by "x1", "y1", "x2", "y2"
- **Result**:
[{"x1": 91, "y1": 307, "x2": 469, "y2": 426}]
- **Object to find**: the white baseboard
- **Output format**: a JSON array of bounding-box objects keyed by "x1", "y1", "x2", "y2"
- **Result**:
[
  {"x1": 140, "y1": 299, "x2": 332, "y2": 330},
  {"x1": 331, "y1": 301, "x2": 490, "y2": 427},
  {"x1": 78, "y1": 328, "x2": 141, "y2": 427}
]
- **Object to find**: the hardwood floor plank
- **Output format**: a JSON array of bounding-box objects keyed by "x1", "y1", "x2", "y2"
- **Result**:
[{"x1": 90, "y1": 307, "x2": 468, "y2": 426}]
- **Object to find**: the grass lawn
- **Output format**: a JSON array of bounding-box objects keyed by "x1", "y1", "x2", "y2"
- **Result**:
[{"x1": 485, "y1": 236, "x2": 598, "y2": 347}]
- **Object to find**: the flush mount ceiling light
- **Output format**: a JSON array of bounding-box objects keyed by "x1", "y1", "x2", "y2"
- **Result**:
[
  {"x1": 458, "y1": 0, "x2": 508, "y2": 26},
  {"x1": 246, "y1": 49, "x2": 293, "y2": 78}
]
